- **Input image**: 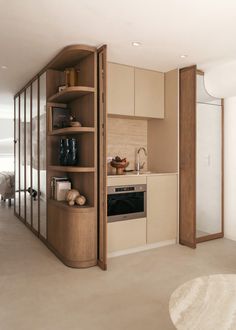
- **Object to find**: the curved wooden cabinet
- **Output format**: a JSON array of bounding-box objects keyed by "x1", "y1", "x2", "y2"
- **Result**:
[{"x1": 47, "y1": 200, "x2": 97, "y2": 268}]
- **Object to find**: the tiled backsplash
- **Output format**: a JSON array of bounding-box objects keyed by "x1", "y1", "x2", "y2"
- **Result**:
[{"x1": 107, "y1": 117, "x2": 148, "y2": 174}]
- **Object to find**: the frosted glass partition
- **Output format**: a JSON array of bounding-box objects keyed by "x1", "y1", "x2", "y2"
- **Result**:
[
  {"x1": 32, "y1": 80, "x2": 39, "y2": 232},
  {"x1": 39, "y1": 73, "x2": 47, "y2": 238},
  {"x1": 25, "y1": 87, "x2": 31, "y2": 225},
  {"x1": 196, "y1": 75, "x2": 222, "y2": 238},
  {"x1": 14, "y1": 97, "x2": 20, "y2": 216},
  {"x1": 20, "y1": 92, "x2": 25, "y2": 220}
]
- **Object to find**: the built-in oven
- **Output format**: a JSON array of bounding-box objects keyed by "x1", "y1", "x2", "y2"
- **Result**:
[{"x1": 107, "y1": 184, "x2": 146, "y2": 222}]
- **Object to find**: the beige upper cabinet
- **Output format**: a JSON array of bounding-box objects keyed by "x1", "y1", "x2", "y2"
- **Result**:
[
  {"x1": 147, "y1": 174, "x2": 178, "y2": 244},
  {"x1": 107, "y1": 63, "x2": 134, "y2": 116},
  {"x1": 135, "y1": 68, "x2": 164, "y2": 119}
]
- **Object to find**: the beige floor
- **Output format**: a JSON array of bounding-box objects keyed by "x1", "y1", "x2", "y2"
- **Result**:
[{"x1": 1, "y1": 204, "x2": 236, "y2": 330}]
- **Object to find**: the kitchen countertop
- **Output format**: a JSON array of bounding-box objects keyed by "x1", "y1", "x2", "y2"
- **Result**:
[{"x1": 107, "y1": 172, "x2": 178, "y2": 178}]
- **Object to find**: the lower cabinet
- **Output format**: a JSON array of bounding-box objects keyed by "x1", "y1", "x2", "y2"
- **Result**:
[
  {"x1": 47, "y1": 200, "x2": 97, "y2": 268},
  {"x1": 147, "y1": 174, "x2": 178, "y2": 243},
  {"x1": 108, "y1": 218, "x2": 146, "y2": 253},
  {"x1": 107, "y1": 174, "x2": 178, "y2": 254}
]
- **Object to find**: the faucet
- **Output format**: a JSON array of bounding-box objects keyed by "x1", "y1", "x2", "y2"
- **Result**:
[{"x1": 136, "y1": 147, "x2": 147, "y2": 173}]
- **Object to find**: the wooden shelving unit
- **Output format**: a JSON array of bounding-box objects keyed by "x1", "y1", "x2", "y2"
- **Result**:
[
  {"x1": 49, "y1": 127, "x2": 95, "y2": 136},
  {"x1": 47, "y1": 45, "x2": 98, "y2": 269},
  {"x1": 14, "y1": 44, "x2": 108, "y2": 270},
  {"x1": 48, "y1": 86, "x2": 95, "y2": 103},
  {"x1": 48, "y1": 199, "x2": 94, "y2": 212},
  {"x1": 48, "y1": 165, "x2": 95, "y2": 173}
]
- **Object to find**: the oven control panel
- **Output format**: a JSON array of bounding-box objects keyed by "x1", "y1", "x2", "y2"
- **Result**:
[{"x1": 108, "y1": 184, "x2": 146, "y2": 194}]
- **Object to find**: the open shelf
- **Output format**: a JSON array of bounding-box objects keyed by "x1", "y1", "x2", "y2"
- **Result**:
[
  {"x1": 48, "y1": 86, "x2": 95, "y2": 103},
  {"x1": 48, "y1": 166, "x2": 95, "y2": 173},
  {"x1": 47, "y1": 45, "x2": 96, "y2": 70},
  {"x1": 48, "y1": 199, "x2": 94, "y2": 213},
  {"x1": 49, "y1": 127, "x2": 95, "y2": 136}
]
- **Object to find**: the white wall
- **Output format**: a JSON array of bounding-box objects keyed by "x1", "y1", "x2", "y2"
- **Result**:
[
  {"x1": 0, "y1": 118, "x2": 14, "y2": 171},
  {"x1": 224, "y1": 97, "x2": 236, "y2": 240}
]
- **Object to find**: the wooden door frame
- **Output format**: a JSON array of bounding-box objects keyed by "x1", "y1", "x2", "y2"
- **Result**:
[
  {"x1": 179, "y1": 65, "x2": 197, "y2": 248},
  {"x1": 97, "y1": 45, "x2": 107, "y2": 270}
]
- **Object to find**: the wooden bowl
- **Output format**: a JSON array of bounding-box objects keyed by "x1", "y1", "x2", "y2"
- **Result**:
[
  {"x1": 69, "y1": 121, "x2": 82, "y2": 127},
  {"x1": 110, "y1": 160, "x2": 129, "y2": 175}
]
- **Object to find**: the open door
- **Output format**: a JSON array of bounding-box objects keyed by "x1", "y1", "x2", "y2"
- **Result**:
[
  {"x1": 179, "y1": 65, "x2": 197, "y2": 248},
  {"x1": 97, "y1": 45, "x2": 107, "y2": 269}
]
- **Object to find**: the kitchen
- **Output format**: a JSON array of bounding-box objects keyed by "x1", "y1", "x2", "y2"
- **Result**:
[
  {"x1": 13, "y1": 46, "x2": 180, "y2": 269},
  {"x1": 14, "y1": 43, "x2": 224, "y2": 271},
  {"x1": 106, "y1": 62, "x2": 178, "y2": 256}
]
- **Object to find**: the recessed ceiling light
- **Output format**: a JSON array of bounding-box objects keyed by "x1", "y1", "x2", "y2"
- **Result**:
[
  {"x1": 1, "y1": 65, "x2": 8, "y2": 70},
  {"x1": 180, "y1": 55, "x2": 188, "y2": 59},
  {"x1": 132, "y1": 42, "x2": 141, "y2": 47}
]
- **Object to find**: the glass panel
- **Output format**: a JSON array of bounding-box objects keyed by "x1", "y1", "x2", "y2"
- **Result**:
[
  {"x1": 39, "y1": 73, "x2": 47, "y2": 238},
  {"x1": 20, "y1": 93, "x2": 25, "y2": 220},
  {"x1": 14, "y1": 97, "x2": 20, "y2": 216},
  {"x1": 25, "y1": 87, "x2": 31, "y2": 225},
  {"x1": 32, "y1": 80, "x2": 39, "y2": 231},
  {"x1": 196, "y1": 103, "x2": 222, "y2": 237},
  {"x1": 197, "y1": 75, "x2": 221, "y2": 105}
]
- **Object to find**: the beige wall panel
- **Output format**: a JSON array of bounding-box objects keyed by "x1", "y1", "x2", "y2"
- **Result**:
[
  {"x1": 107, "y1": 116, "x2": 147, "y2": 173},
  {"x1": 135, "y1": 68, "x2": 164, "y2": 118},
  {"x1": 108, "y1": 218, "x2": 146, "y2": 252},
  {"x1": 108, "y1": 63, "x2": 134, "y2": 116},
  {"x1": 148, "y1": 69, "x2": 178, "y2": 172},
  {"x1": 147, "y1": 174, "x2": 178, "y2": 243}
]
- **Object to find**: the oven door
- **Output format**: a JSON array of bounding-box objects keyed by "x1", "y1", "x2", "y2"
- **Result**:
[{"x1": 107, "y1": 189, "x2": 146, "y2": 222}]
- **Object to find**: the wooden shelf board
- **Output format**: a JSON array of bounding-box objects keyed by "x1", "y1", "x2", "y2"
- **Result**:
[
  {"x1": 49, "y1": 127, "x2": 95, "y2": 136},
  {"x1": 48, "y1": 166, "x2": 95, "y2": 173},
  {"x1": 47, "y1": 45, "x2": 96, "y2": 70},
  {"x1": 48, "y1": 199, "x2": 95, "y2": 213},
  {"x1": 48, "y1": 86, "x2": 95, "y2": 103}
]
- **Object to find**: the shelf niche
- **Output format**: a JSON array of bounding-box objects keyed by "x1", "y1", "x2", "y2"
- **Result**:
[{"x1": 48, "y1": 132, "x2": 95, "y2": 168}]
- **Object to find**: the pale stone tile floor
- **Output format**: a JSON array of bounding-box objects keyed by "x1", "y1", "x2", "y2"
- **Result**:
[{"x1": 1, "y1": 202, "x2": 236, "y2": 330}]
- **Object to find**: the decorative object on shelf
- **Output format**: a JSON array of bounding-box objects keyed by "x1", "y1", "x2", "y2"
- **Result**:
[
  {"x1": 69, "y1": 121, "x2": 82, "y2": 127},
  {"x1": 55, "y1": 181, "x2": 71, "y2": 201},
  {"x1": 58, "y1": 85, "x2": 66, "y2": 93},
  {"x1": 66, "y1": 189, "x2": 80, "y2": 206},
  {"x1": 50, "y1": 176, "x2": 69, "y2": 199},
  {"x1": 52, "y1": 107, "x2": 70, "y2": 129},
  {"x1": 59, "y1": 138, "x2": 78, "y2": 166},
  {"x1": 75, "y1": 195, "x2": 86, "y2": 206},
  {"x1": 65, "y1": 67, "x2": 79, "y2": 87},
  {"x1": 65, "y1": 189, "x2": 87, "y2": 207},
  {"x1": 69, "y1": 115, "x2": 82, "y2": 127},
  {"x1": 110, "y1": 156, "x2": 129, "y2": 175}
]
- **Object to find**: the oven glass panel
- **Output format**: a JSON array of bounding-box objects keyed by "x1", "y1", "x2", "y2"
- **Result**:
[{"x1": 107, "y1": 192, "x2": 144, "y2": 216}]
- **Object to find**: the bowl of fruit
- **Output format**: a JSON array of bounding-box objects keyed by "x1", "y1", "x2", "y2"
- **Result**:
[{"x1": 110, "y1": 156, "x2": 129, "y2": 175}]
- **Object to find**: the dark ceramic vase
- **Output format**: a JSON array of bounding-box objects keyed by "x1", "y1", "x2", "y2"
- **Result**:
[{"x1": 59, "y1": 138, "x2": 78, "y2": 166}]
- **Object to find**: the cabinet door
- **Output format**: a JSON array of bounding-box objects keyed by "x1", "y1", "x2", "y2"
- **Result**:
[
  {"x1": 147, "y1": 175, "x2": 177, "y2": 243},
  {"x1": 107, "y1": 63, "x2": 134, "y2": 116},
  {"x1": 14, "y1": 96, "x2": 20, "y2": 217},
  {"x1": 25, "y1": 87, "x2": 31, "y2": 225},
  {"x1": 98, "y1": 45, "x2": 107, "y2": 270},
  {"x1": 19, "y1": 92, "x2": 25, "y2": 220},
  {"x1": 108, "y1": 218, "x2": 146, "y2": 253},
  {"x1": 32, "y1": 80, "x2": 39, "y2": 232},
  {"x1": 39, "y1": 73, "x2": 47, "y2": 239},
  {"x1": 135, "y1": 68, "x2": 164, "y2": 118}
]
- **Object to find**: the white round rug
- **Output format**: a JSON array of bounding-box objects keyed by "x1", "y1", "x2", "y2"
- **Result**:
[{"x1": 169, "y1": 274, "x2": 236, "y2": 330}]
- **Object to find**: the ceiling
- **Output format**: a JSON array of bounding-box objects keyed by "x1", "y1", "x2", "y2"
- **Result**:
[{"x1": 1, "y1": 0, "x2": 236, "y2": 118}]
